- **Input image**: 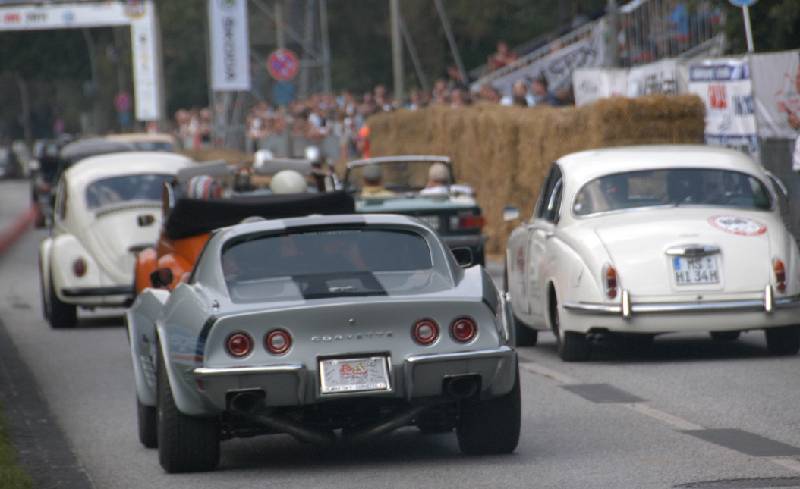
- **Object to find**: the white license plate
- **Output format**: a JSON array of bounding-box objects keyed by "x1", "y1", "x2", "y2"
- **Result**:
[
  {"x1": 673, "y1": 255, "x2": 720, "y2": 285},
  {"x1": 319, "y1": 356, "x2": 391, "y2": 394},
  {"x1": 416, "y1": 215, "x2": 440, "y2": 231}
]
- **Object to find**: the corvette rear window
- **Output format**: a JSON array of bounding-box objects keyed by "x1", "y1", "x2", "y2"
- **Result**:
[
  {"x1": 573, "y1": 169, "x2": 772, "y2": 216},
  {"x1": 221, "y1": 228, "x2": 447, "y2": 302},
  {"x1": 85, "y1": 174, "x2": 172, "y2": 210}
]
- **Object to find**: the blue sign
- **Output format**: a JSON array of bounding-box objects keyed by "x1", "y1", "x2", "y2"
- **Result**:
[{"x1": 728, "y1": 0, "x2": 757, "y2": 7}]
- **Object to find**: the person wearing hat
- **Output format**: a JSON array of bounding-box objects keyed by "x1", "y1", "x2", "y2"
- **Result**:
[
  {"x1": 360, "y1": 164, "x2": 394, "y2": 198},
  {"x1": 420, "y1": 163, "x2": 451, "y2": 195}
]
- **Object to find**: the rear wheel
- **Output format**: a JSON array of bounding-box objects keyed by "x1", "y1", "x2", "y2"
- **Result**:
[
  {"x1": 48, "y1": 273, "x2": 76, "y2": 329},
  {"x1": 551, "y1": 291, "x2": 590, "y2": 362},
  {"x1": 137, "y1": 398, "x2": 158, "y2": 448},
  {"x1": 157, "y1": 347, "x2": 220, "y2": 473},
  {"x1": 764, "y1": 326, "x2": 800, "y2": 356},
  {"x1": 457, "y1": 365, "x2": 520, "y2": 455},
  {"x1": 710, "y1": 331, "x2": 741, "y2": 342}
]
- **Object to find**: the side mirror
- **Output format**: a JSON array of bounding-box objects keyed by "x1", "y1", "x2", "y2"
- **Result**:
[
  {"x1": 451, "y1": 247, "x2": 474, "y2": 268},
  {"x1": 149, "y1": 268, "x2": 174, "y2": 289},
  {"x1": 503, "y1": 206, "x2": 520, "y2": 222}
]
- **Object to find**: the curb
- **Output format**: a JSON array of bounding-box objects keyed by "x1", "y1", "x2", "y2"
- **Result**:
[{"x1": 0, "y1": 205, "x2": 37, "y2": 256}]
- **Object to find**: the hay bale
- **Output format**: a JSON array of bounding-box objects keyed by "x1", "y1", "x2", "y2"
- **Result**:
[
  {"x1": 181, "y1": 148, "x2": 253, "y2": 166},
  {"x1": 368, "y1": 95, "x2": 705, "y2": 254}
]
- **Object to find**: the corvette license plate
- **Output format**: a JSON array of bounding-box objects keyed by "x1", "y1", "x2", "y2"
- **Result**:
[
  {"x1": 673, "y1": 255, "x2": 720, "y2": 285},
  {"x1": 319, "y1": 356, "x2": 391, "y2": 394}
]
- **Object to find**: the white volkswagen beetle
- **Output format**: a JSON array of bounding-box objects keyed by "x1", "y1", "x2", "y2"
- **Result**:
[
  {"x1": 39, "y1": 152, "x2": 192, "y2": 328},
  {"x1": 505, "y1": 145, "x2": 800, "y2": 361}
]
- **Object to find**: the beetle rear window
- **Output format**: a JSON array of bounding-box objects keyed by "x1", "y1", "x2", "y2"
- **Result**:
[
  {"x1": 573, "y1": 169, "x2": 772, "y2": 216},
  {"x1": 222, "y1": 228, "x2": 450, "y2": 302},
  {"x1": 85, "y1": 174, "x2": 172, "y2": 210}
]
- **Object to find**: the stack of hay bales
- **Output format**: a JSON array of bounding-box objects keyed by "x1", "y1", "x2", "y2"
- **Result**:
[{"x1": 368, "y1": 95, "x2": 705, "y2": 254}]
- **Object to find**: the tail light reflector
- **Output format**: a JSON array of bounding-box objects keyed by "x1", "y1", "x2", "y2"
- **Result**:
[
  {"x1": 604, "y1": 265, "x2": 618, "y2": 299},
  {"x1": 774, "y1": 259, "x2": 786, "y2": 293},
  {"x1": 452, "y1": 214, "x2": 485, "y2": 230},
  {"x1": 265, "y1": 329, "x2": 292, "y2": 355},
  {"x1": 450, "y1": 317, "x2": 477, "y2": 343},
  {"x1": 412, "y1": 319, "x2": 439, "y2": 345},
  {"x1": 225, "y1": 332, "x2": 254, "y2": 358},
  {"x1": 73, "y1": 257, "x2": 87, "y2": 277}
]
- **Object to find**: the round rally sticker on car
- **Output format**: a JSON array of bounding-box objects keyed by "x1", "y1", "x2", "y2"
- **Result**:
[{"x1": 708, "y1": 215, "x2": 767, "y2": 236}]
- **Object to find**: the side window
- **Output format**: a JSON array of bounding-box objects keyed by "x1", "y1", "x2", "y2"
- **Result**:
[
  {"x1": 55, "y1": 180, "x2": 68, "y2": 222},
  {"x1": 535, "y1": 164, "x2": 562, "y2": 219},
  {"x1": 543, "y1": 179, "x2": 563, "y2": 223}
]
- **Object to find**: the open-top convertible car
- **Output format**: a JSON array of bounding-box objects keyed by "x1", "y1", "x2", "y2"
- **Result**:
[
  {"x1": 128, "y1": 211, "x2": 519, "y2": 473},
  {"x1": 344, "y1": 155, "x2": 487, "y2": 265},
  {"x1": 39, "y1": 152, "x2": 192, "y2": 328},
  {"x1": 504, "y1": 145, "x2": 800, "y2": 361}
]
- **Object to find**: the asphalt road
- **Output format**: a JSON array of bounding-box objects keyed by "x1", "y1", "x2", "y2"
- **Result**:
[{"x1": 2, "y1": 179, "x2": 800, "y2": 489}]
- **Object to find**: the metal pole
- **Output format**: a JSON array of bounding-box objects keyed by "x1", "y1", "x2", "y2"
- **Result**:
[
  {"x1": 275, "y1": 0, "x2": 285, "y2": 50},
  {"x1": 400, "y1": 16, "x2": 429, "y2": 92},
  {"x1": 390, "y1": 0, "x2": 404, "y2": 102},
  {"x1": 320, "y1": 0, "x2": 332, "y2": 93},
  {"x1": 432, "y1": 0, "x2": 466, "y2": 84},
  {"x1": 606, "y1": 0, "x2": 619, "y2": 67},
  {"x1": 742, "y1": 6, "x2": 755, "y2": 53}
]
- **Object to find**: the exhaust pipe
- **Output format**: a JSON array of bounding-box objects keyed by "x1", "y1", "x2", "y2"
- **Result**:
[
  {"x1": 444, "y1": 376, "x2": 479, "y2": 400},
  {"x1": 228, "y1": 391, "x2": 336, "y2": 446},
  {"x1": 343, "y1": 405, "x2": 428, "y2": 444}
]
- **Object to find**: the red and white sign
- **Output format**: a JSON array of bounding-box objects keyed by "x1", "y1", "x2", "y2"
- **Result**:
[
  {"x1": 709, "y1": 215, "x2": 767, "y2": 236},
  {"x1": 267, "y1": 49, "x2": 299, "y2": 82}
]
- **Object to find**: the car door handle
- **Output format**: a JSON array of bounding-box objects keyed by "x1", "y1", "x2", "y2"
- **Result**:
[{"x1": 534, "y1": 229, "x2": 554, "y2": 239}]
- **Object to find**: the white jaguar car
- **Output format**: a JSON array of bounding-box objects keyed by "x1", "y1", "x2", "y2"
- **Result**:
[
  {"x1": 39, "y1": 152, "x2": 192, "y2": 328},
  {"x1": 504, "y1": 145, "x2": 800, "y2": 361}
]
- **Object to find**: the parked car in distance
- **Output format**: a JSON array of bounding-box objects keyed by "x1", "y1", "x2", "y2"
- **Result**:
[
  {"x1": 39, "y1": 152, "x2": 193, "y2": 328},
  {"x1": 504, "y1": 145, "x2": 800, "y2": 361},
  {"x1": 344, "y1": 156, "x2": 487, "y2": 265},
  {"x1": 128, "y1": 212, "x2": 519, "y2": 473}
]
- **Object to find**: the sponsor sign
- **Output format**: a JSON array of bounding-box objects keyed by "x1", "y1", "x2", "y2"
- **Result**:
[
  {"x1": 627, "y1": 58, "x2": 679, "y2": 97},
  {"x1": 572, "y1": 68, "x2": 628, "y2": 106},
  {"x1": 709, "y1": 215, "x2": 767, "y2": 236},
  {"x1": 749, "y1": 50, "x2": 800, "y2": 140},
  {"x1": 687, "y1": 59, "x2": 758, "y2": 157},
  {"x1": 208, "y1": 0, "x2": 251, "y2": 91}
]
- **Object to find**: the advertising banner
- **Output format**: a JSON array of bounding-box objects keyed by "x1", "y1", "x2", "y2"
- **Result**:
[
  {"x1": 687, "y1": 59, "x2": 758, "y2": 157},
  {"x1": 572, "y1": 68, "x2": 628, "y2": 106},
  {"x1": 627, "y1": 58, "x2": 679, "y2": 97},
  {"x1": 208, "y1": 0, "x2": 250, "y2": 91},
  {"x1": 749, "y1": 51, "x2": 800, "y2": 140}
]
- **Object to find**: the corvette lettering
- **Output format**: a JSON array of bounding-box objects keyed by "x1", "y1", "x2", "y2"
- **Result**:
[{"x1": 311, "y1": 332, "x2": 393, "y2": 342}]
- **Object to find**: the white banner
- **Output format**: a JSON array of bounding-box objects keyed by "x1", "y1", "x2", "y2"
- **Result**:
[
  {"x1": 627, "y1": 59, "x2": 679, "y2": 97},
  {"x1": 687, "y1": 59, "x2": 758, "y2": 157},
  {"x1": 130, "y1": 1, "x2": 162, "y2": 121},
  {"x1": 0, "y1": 3, "x2": 130, "y2": 30},
  {"x1": 208, "y1": 0, "x2": 250, "y2": 91},
  {"x1": 750, "y1": 51, "x2": 800, "y2": 140},
  {"x1": 572, "y1": 68, "x2": 628, "y2": 106}
]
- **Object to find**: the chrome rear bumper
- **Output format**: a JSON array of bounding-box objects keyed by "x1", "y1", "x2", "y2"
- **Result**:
[{"x1": 564, "y1": 286, "x2": 800, "y2": 318}]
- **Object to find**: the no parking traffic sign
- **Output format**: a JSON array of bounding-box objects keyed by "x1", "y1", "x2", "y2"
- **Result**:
[{"x1": 267, "y1": 48, "x2": 300, "y2": 82}]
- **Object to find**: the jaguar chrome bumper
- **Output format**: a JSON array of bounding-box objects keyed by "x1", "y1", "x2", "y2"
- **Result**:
[{"x1": 563, "y1": 286, "x2": 800, "y2": 319}]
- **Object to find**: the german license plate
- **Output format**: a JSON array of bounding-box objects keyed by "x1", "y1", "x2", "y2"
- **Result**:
[
  {"x1": 673, "y1": 255, "x2": 720, "y2": 285},
  {"x1": 319, "y1": 356, "x2": 391, "y2": 394}
]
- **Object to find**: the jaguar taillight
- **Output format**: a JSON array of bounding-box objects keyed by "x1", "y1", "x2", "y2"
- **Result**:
[
  {"x1": 603, "y1": 264, "x2": 618, "y2": 299},
  {"x1": 225, "y1": 332, "x2": 254, "y2": 358},
  {"x1": 450, "y1": 317, "x2": 478, "y2": 343},
  {"x1": 412, "y1": 319, "x2": 439, "y2": 345},
  {"x1": 773, "y1": 259, "x2": 787, "y2": 293},
  {"x1": 265, "y1": 329, "x2": 292, "y2": 355}
]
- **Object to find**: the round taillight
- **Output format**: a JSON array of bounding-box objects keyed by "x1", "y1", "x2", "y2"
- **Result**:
[
  {"x1": 412, "y1": 319, "x2": 439, "y2": 345},
  {"x1": 265, "y1": 329, "x2": 292, "y2": 355},
  {"x1": 73, "y1": 257, "x2": 87, "y2": 277},
  {"x1": 451, "y1": 317, "x2": 478, "y2": 343},
  {"x1": 225, "y1": 332, "x2": 254, "y2": 358}
]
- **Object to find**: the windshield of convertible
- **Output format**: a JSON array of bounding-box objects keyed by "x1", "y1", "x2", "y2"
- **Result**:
[
  {"x1": 573, "y1": 168, "x2": 772, "y2": 216},
  {"x1": 221, "y1": 227, "x2": 451, "y2": 303},
  {"x1": 85, "y1": 174, "x2": 173, "y2": 210},
  {"x1": 346, "y1": 160, "x2": 453, "y2": 196}
]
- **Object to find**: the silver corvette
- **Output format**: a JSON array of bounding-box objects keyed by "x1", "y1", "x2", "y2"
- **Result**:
[{"x1": 128, "y1": 213, "x2": 520, "y2": 473}]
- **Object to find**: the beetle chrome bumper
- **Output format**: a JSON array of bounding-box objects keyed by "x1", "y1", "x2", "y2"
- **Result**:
[
  {"x1": 190, "y1": 346, "x2": 516, "y2": 412},
  {"x1": 564, "y1": 286, "x2": 800, "y2": 318}
]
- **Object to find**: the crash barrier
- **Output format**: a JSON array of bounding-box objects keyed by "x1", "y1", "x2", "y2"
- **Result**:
[
  {"x1": 0, "y1": 205, "x2": 37, "y2": 256},
  {"x1": 368, "y1": 95, "x2": 705, "y2": 254}
]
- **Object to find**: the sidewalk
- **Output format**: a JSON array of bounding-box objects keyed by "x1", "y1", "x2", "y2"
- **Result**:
[{"x1": 0, "y1": 180, "x2": 37, "y2": 256}]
